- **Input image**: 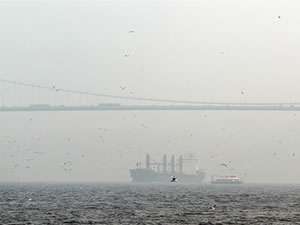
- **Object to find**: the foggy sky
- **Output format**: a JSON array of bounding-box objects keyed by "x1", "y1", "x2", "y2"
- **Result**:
[{"x1": 0, "y1": 0, "x2": 300, "y2": 183}]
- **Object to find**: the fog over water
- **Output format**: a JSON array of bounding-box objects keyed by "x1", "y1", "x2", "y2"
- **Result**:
[
  {"x1": 1, "y1": 111, "x2": 299, "y2": 183},
  {"x1": 1, "y1": 0, "x2": 300, "y2": 183}
]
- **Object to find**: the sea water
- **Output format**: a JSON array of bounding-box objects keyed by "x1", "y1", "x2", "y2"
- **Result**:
[{"x1": 0, "y1": 183, "x2": 299, "y2": 224}]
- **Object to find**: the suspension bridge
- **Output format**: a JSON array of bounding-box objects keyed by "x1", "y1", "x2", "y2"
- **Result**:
[{"x1": 1, "y1": 79, "x2": 300, "y2": 112}]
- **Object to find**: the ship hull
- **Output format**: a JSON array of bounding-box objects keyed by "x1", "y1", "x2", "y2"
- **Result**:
[
  {"x1": 130, "y1": 168, "x2": 205, "y2": 183},
  {"x1": 211, "y1": 180, "x2": 243, "y2": 184}
]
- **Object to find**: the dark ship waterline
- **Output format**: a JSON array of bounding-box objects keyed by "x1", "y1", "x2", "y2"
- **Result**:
[{"x1": 130, "y1": 154, "x2": 205, "y2": 183}]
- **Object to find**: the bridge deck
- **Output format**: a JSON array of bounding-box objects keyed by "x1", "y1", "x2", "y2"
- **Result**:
[{"x1": 1, "y1": 105, "x2": 300, "y2": 111}]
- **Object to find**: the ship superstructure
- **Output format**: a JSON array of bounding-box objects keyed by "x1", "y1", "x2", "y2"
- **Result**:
[{"x1": 130, "y1": 154, "x2": 205, "y2": 183}]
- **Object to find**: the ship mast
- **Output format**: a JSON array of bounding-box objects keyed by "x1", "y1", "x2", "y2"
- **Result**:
[{"x1": 145, "y1": 154, "x2": 186, "y2": 174}]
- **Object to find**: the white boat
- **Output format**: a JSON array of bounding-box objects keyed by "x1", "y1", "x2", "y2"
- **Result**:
[{"x1": 211, "y1": 175, "x2": 243, "y2": 184}]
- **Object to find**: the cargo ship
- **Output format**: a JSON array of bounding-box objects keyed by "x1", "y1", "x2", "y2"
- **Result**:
[
  {"x1": 130, "y1": 154, "x2": 205, "y2": 183},
  {"x1": 211, "y1": 176, "x2": 243, "y2": 184}
]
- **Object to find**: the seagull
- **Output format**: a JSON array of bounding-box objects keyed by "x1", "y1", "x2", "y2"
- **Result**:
[
  {"x1": 120, "y1": 86, "x2": 126, "y2": 90},
  {"x1": 124, "y1": 54, "x2": 129, "y2": 57},
  {"x1": 209, "y1": 204, "x2": 216, "y2": 210},
  {"x1": 220, "y1": 163, "x2": 228, "y2": 168},
  {"x1": 170, "y1": 176, "x2": 177, "y2": 182}
]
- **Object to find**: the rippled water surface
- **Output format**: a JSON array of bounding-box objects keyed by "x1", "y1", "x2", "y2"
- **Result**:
[{"x1": 0, "y1": 183, "x2": 300, "y2": 224}]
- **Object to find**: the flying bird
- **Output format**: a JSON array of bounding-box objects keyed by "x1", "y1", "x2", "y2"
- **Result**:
[
  {"x1": 209, "y1": 204, "x2": 216, "y2": 211},
  {"x1": 220, "y1": 163, "x2": 228, "y2": 168},
  {"x1": 170, "y1": 176, "x2": 177, "y2": 182}
]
